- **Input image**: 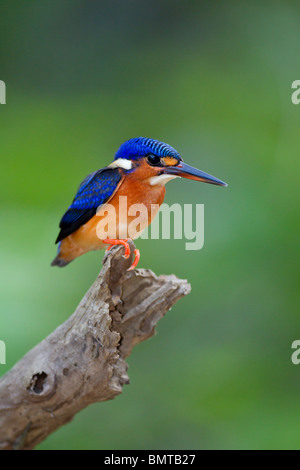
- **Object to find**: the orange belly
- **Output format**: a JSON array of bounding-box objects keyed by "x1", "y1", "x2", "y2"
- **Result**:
[{"x1": 59, "y1": 178, "x2": 166, "y2": 263}]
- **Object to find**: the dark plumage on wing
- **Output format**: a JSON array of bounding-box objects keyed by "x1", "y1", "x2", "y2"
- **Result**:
[{"x1": 55, "y1": 168, "x2": 122, "y2": 243}]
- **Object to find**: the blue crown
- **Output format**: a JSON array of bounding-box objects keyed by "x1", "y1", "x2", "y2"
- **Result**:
[{"x1": 114, "y1": 137, "x2": 181, "y2": 161}]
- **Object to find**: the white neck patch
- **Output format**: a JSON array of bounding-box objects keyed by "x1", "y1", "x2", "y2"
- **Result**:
[
  {"x1": 149, "y1": 174, "x2": 179, "y2": 186},
  {"x1": 109, "y1": 158, "x2": 132, "y2": 170}
]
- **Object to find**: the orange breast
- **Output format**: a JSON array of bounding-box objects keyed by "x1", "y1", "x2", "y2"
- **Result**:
[{"x1": 59, "y1": 163, "x2": 166, "y2": 262}]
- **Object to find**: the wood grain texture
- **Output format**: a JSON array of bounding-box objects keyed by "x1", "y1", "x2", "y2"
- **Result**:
[{"x1": 0, "y1": 241, "x2": 191, "y2": 450}]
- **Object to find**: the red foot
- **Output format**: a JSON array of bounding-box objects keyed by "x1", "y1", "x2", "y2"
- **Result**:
[
  {"x1": 103, "y1": 238, "x2": 130, "y2": 258},
  {"x1": 128, "y1": 249, "x2": 140, "y2": 270},
  {"x1": 103, "y1": 239, "x2": 140, "y2": 269}
]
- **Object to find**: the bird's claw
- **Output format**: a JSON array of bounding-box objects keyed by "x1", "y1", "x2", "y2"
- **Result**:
[
  {"x1": 103, "y1": 239, "x2": 140, "y2": 269},
  {"x1": 128, "y1": 249, "x2": 140, "y2": 270}
]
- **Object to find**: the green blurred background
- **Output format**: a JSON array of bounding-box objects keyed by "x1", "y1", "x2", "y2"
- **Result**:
[{"x1": 1, "y1": 0, "x2": 300, "y2": 450}]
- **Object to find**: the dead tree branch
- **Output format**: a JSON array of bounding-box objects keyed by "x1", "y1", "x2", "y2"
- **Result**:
[{"x1": 0, "y1": 241, "x2": 191, "y2": 450}]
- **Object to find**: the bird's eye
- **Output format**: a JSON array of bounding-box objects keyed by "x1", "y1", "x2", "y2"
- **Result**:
[{"x1": 146, "y1": 155, "x2": 161, "y2": 166}]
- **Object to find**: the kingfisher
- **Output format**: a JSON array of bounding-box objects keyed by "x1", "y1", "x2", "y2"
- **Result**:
[{"x1": 51, "y1": 137, "x2": 227, "y2": 269}]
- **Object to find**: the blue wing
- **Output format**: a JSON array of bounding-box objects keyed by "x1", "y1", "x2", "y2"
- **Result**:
[{"x1": 55, "y1": 167, "x2": 122, "y2": 243}]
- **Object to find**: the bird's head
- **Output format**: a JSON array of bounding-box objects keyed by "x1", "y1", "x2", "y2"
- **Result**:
[{"x1": 109, "y1": 137, "x2": 227, "y2": 187}]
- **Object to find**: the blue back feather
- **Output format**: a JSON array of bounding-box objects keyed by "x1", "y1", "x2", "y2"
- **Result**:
[
  {"x1": 56, "y1": 168, "x2": 121, "y2": 243},
  {"x1": 70, "y1": 169, "x2": 120, "y2": 211}
]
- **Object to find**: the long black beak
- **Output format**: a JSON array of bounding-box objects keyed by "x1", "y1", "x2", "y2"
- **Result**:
[{"x1": 163, "y1": 162, "x2": 227, "y2": 187}]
